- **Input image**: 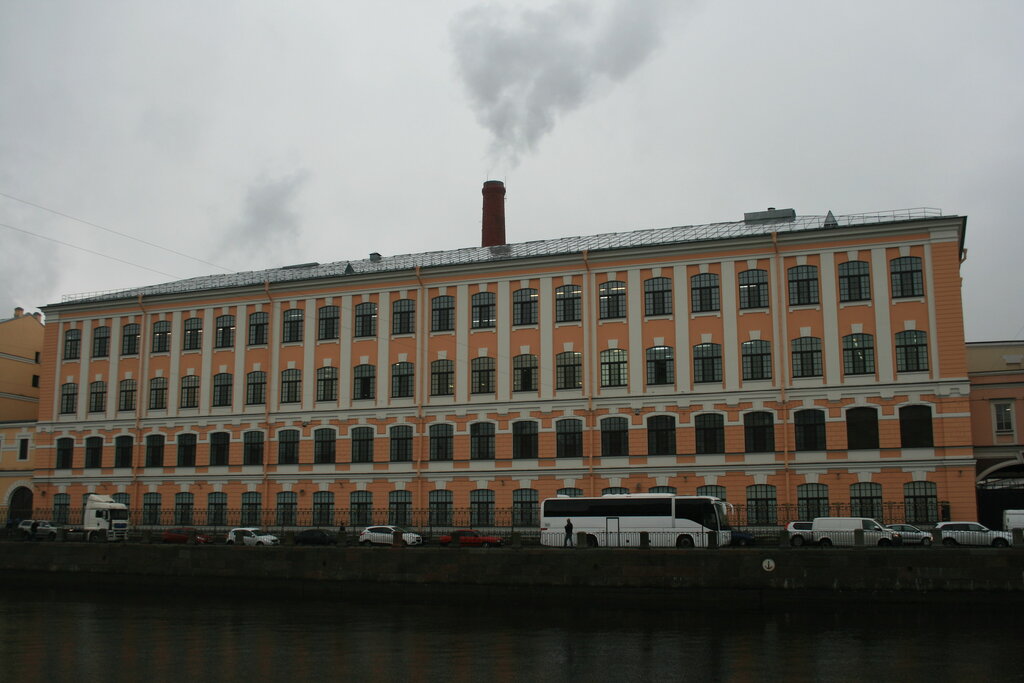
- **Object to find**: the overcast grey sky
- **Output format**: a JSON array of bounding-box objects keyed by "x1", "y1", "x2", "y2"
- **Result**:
[{"x1": 1, "y1": 1, "x2": 1021, "y2": 341}]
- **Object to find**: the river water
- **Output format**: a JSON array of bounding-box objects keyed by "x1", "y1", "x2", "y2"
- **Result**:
[{"x1": 0, "y1": 589, "x2": 1021, "y2": 682}]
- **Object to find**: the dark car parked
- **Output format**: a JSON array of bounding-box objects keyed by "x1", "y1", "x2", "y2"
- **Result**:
[
  {"x1": 730, "y1": 530, "x2": 756, "y2": 547},
  {"x1": 438, "y1": 529, "x2": 502, "y2": 547},
  {"x1": 161, "y1": 528, "x2": 212, "y2": 544},
  {"x1": 295, "y1": 529, "x2": 338, "y2": 546}
]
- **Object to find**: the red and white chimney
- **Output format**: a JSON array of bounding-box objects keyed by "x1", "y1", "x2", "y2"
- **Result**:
[{"x1": 481, "y1": 180, "x2": 506, "y2": 247}]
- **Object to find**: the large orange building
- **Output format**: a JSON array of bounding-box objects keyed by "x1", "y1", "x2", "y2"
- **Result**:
[
  {"x1": 0, "y1": 307, "x2": 44, "y2": 522},
  {"x1": 31, "y1": 184, "x2": 974, "y2": 529}
]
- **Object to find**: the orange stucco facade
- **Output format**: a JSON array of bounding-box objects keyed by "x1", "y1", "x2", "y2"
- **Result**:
[{"x1": 30, "y1": 206, "x2": 975, "y2": 526}]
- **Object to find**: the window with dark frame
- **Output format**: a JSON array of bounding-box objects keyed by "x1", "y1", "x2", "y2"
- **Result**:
[
  {"x1": 694, "y1": 413, "x2": 724, "y2": 454},
  {"x1": 209, "y1": 432, "x2": 230, "y2": 466},
  {"x1": 60, "y1": 383, "x2": 78, "y2": 414},
  {"x1": 118, "y1": 379, "x2": 136, "y2": 411},
  {"x1": 797, "y1": 483, "x2": 830, "y2": 519},
  {"x1": 55, "y1": 438, "x2": 74, "y2": 469},
  {"x1": 350, "y1": 491, "x2": 372, "y2": 526},
  {"x1": 143, "y1": 492, "x2": 161, "y2": 525},
  {"x1": 429, "y1": 490, "x2": 453, "y2": 526},
  {"x1": 353, "y1": 364, "x2": 375, "y2": 400},
  {"x1": 429, "y1": 424, "x2": 453, "y2": 461},
  {"x1": 556, "y1": 419, "x2": 588, "y2": 459},
  {"x1": 904, "y1": 481, "x2": 937, "y2": 524},
  {"x1": 644, "y1": 277, "x2": 672, "y2": 316},
  {"x1": 470, "y1": 422, "x2": 495, "y2": 459},
  {"x1": 890, "y1": 256, "x2": 924, "y2": 298},
  {"x1": 116, "y1": 324, "x2": 138, "y2": 357},
  {"x1": 392, "y1": 299, "x2": 415, "y2": 335},
  {"x1": 744, "y1": 411, "x2": 775, "y2": 452},
  {"x1": 512, "y1": 288, "x2": 538, "y2": 325},
  {"x1": 599, "y1": 280, "x2": 627, "y2": 319},
  {"x1": 389, "y1": 491, "x2": 412, "y2": 526},
  {"x1": 846, "y1": 407, "x2": 879, "y2": 449},
  {"x1": 246, "y1": 371, "x2": 266, "y2": 405},
  {"x1": 647, "y1": 415, "x2": 676, "y2": 455},
  {"x1": 600, "y1": 348, "x2": 628, "y2": 387},
  {"x1": 512, "y1": 421, "x2": 538, "y2": 459},
  {"x1": 85, "y1": 436, "x2": 102, "y2": 468},
  {"x1": 389, "y1": 425, "x2": 412, "y2": 462},
  {"x1": 145, "y1": 434, "x2": 164, "y2": 467},
  {"x1": 180, "y1": 375, "x2": 199, "y2": 408},
  {"x1": 215, "y1": 315, "x2": 235, "y2": 348},
  {"x1": 470, "y1": 489, "x2": 494, "y2": 526},
  {"x1": 601, "y1": 417, "x2": 629, "y2": 457},
  {"x1": 175, "y1": 493, "x2": 194, "y2": 525},
  {"x1": 277, "y1": 429, "x2": 299, "y2": 465},
  {"x1": 738, "y1": 269, "x2": 769, "y2": 309},
  {"x1": 471, "y1": 292, "x2": 496, "y2": 328},
  {"x1": 177, "y1": 433, "x2": 196, "y2": 467},
  {"x1": 248, "y1": 312, "x2": 269, "y2": 345},
  {"x1": 741, "y1": 340, "x2": 772, "y2": 380},
  {"x1": 151, "y1": 321, "x2": 171, "y2": 353},
  {"x1": 314, "y1": 428, "x2": 336, "y2": 464},
  {"x1": 114, "y1": 435, "x2": 133, "y2": 468},
  {"x1": 431, "y1": 295, "x2": 455, "y2": 332},
  {"x1": 471, "y1": 357, "x2": 495, "y2": 393},
  {"x1": 512, "y1": 488, "x2": 539, "y2": 526},
  {"x1": 842, "y1": 334, "x2": 875, "y2": 375},
  {"x1": 850, "y1": 482, "x2": 883, "y2": 519},
  {"x1": 317, "y1": 306, "x2": 339, "y2": 340},
  {"x1": 241, "y1": 492, "x2": 261, "y2": 526},
  {"x1": 746, "y1": 484, "x2": 777, "y2": 525},
  {"x1": 555, "y1": 284, "x2": 582, "y2": 322},
  {"x1": 794, "y1": 409, "x2": 826, "y2": 451},
  {"x1": 838, "y1": 261, "x2": 871, "y2": 302},
  {"x1": 316, "y1": 367, "x2": 338, "y2": 402},
  {"x1": 895, "y1": 330, "x2": 929, "y2": 372},
  {"x1": 693, "y1": 343, "x2": 722, "y2": 383},
  {"x1": 697, "y1": 485, "x2": 726, "y2": 500},
  {"x1": 556, "y1": 351, "x2": 583, "y2": 390},
  {"x1": 63, "y1": 329, "x2": 81, "y2": 360},
  {"x1": 282, "y1": 308, "x2": 303, "y2": 343},
  {"x1": 182, "y1": 317, "x2": 202, "y2": 351},
  {"x1": 207, "y1": 492, "x2": 227, "y2": 526},
  {"x1": 276, "y1": 491, "x2": 297, "y2": 526},
  {"x1": 899, "y1": 405, "x2": 934, "y2": 448},
  {"x1": 791, "y1": 337, "x2": 823, "y2": 378},
  {"x1": 646, "y1": 346, "x2": 674, "y2": 385},
  {"x1": 788, "y1": 265, "x2": 820, "y2": 306},
  {"x1": 243, "y1": 431, "x2": 264, "y2": 465},
  {"x1": 88, "y1": 381, "x2": 106, "y2": 412},
  {"x1": 351, "y1": 426, "x2": 374, "y2": 463},
  {"x1": 92, "y1": 326, "x2": 110, "y2": 358},
  {"x1": 312, "y1": 491, "x2": 334, "y2": 526},
  {"x1": 212, "y1": 373, "x2": 233, "y2": 407},
  {"x1": 431, "y1": 359, "x2": 454, "y2": 396},
  {"x1": 994, "y1": 402, "x2": 1014, "y2": 432},
  {"x1": 513, "y1": 354, "x2": 538, "y2": 391},
  {"x1": 690, "y1": 273, "x2": 720, "y2": 313},
  {"x1": 391, "y1": 362, "x2": 414, "y2": 398},
  {"x1": 354, "y1": 302, "x2": 377, "y2": 337},
  {"x1": 280, "y1": 369, "x2": 301, "y2": 403}
]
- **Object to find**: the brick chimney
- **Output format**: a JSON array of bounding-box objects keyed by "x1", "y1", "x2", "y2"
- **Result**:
[
  {"x1": 481, "y1": 180, "x2": 506, "y2": 247},
  {"x1": 14, "y1": 307, "x2": 23, "y2": 317}
]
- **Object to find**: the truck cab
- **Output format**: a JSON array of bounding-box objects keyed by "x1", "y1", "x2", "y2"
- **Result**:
[{"x1": 83, "y1": 494, "x2": 130, "y2": 542}]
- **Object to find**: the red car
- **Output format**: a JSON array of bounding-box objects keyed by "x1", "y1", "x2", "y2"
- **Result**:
[
  {"x1": 161, "y1": 528, "x2": 212, "y2": 544},
  {"x1": 438, "y1": 529, "x2": 502, "y2": 547}
]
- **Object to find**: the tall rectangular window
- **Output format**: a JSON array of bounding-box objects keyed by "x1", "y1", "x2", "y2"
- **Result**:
[
  {"x1": 431, "y1": 360, "x2": 454, "y2": 396},
  {"x1": 890, "y1": 256, "x2": 924, "y2": 298},
  {"x1": 389, "y1": 425, "x2": 413, "y2": 462},
  {"x1": 88, "y1": 381, "x2": 106, "y2": 413},
  {"x1": 738, "y1": 270, "x2": 769, "y2": 309},
  {"x1": 277, "y1": 430, "x2": 299, "y2": 465},
  {"x1": 55, "y1": 438, "x2": 74, "y2": 469},
  {"x1": 838, "y1": 261, "x2": 871, "y2": 302},
  {"x1": 788, "y1": 265, "x2": 819, "y2": 306},
  {"x1": 512, "y1": 288, "x2": 538, "y2": 325},
  {"x1": 63, "y1": 329, "x2": 81, "y2": 360},
  {"x1": 60, "y1": 383, "x2": 78, "y2": 414},
  {"x1": 91, "y1": 326, "x2": 110, "y2": 358},
  {"x1": 353, "y1": 364, "x2": 375, "y2": 400},
  {"x1": 513, "y1": 354, "x2": 538, "y2": 392},
  {"x1": 512, "y1": 421, "x2": 538, "y2": 459},
  {"x1": 145, "y1": 434, "x2": 164, "y2": 467},
  {"x1": 177, "y1": 434, "x2": 197, "y2": 467},
  {"x1": 471, "y1": 357, "x2": 495, "y2": 394},
  {"x1": 248, "y1": 312, "x2": 268, "y2": 345},
  {"x1": 471, "y1": 292, "x2": 496, "y2": 328},
  {"x1": 601, "y1": 417, "x2": 629, "y2": 457},
  {"x1": 215, "y1": 315, "x2": 235, "y2": 348},
  {"x1": 212, "y1": 373, "x2": 233, "y2": 407},
  {"x1": 180, "y1": 376, "x2": 199, "y2": 408},
  {"x1": 118, "y1": 379, "x2": 136, "y2": 411},
  {"x1": 209, "y1": 432, "x2": 230, "y2": 466},
  {"x1": 556, "y1": 351, "x2": 582, "y2": 390},
  {"x1": 316, "y1": 367, "x2": 338, "y2": 402},
  {"x1": 556, "y1": 419, "x2": 583, "y2": 458},
  {"x1": 690, "y1": 273, "x2": 720, "y2": 313},
  {"x1": 994, "y1": 402, "x2": 1014, "y2": 433},
  {"x1": 599, "y1": 281, "x2": 626, "y2": 319},
  {"x1": 555, "y1": 285, "x2": 581, "y2": 322},
  {"x1": 647, "y1": 415, "x2": 676, "y2": 455},
  {"x1": 391, "y1": 362, "x2": 414, "y2": 398},
  {"x1": 392, "y1": 299, "x2": 415, "y2": 334},
  {"x1": 693, "y1": 343, "x2": 722, "y2": 383},
  {"x1": 85, "y1": 436, "x2": 103, "y2": 468},
  {"x1": 121, "y1": 324, "x2": 140, "y2": 356},
  {"x1": 318, "y1": 306, "x2": 339, "y2": 340},
  {"x1": 246, "y1": 371, "x2": 266, "y2": 405},
  {"x1": 149, "y1": 377, "x2": 167, "y2": 410},
  {"x1": 354, "y1": 302, "x2": 377, "y2": 337},
  {"x1": 895, "y1": 330, "x2": 929, "y2": 372},
  {"x1": 282, "y1": 308, "x2": 303, "y2": 343},
  {"x1": 351, "y1": 427, "x2": 374, "y2": 463},
  {"x1": 791, "y1": 337, "x2": 823, "y2": 378},
  {"x1": 182, "y1": 317, "x2": 202, "y2": 351},
  {"x1": 429, "y1": 424, "x2": 453, "y2": 461},
  {"x1": 243, "y1": 431, "x2": 264, "y2": 465},
  {"x1": 280, "y1": 369, "x2": 301, "y2": 403},
  {"x1": 470, "y1": 422, "x2": 495, "y2": 460},
  {"x1": 644, "y1": 277, "x2": 672, "y2": 316},
  {"x1": 151, "y1": 321, "x2": 171, "y2": 353},
  {"x1": 431, "y1": 295, "x2": 454, "y2": 332},
  {"x1": 314, "y1": 428, "x2": 336, "y2": 464},
  {"x1": 114, "y1": 435, "x2": 133, "y2": 468},
  {"x1": 600, "y1": 349, "x2": 628, "y2": 387},
  {"x1": 741, "y1": 340, "x2": 772, "y2": 380},
  {"x1": 646, "y1": 346, "x2": 674, "y2": 385},
  {"x1": 842, "y1": 334, "x2": 875, "y2": 375}
]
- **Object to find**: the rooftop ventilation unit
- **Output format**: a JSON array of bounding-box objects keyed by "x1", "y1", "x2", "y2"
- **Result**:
[{"x1": 744, "y1": 208, "x2": 796, "y2": 223}]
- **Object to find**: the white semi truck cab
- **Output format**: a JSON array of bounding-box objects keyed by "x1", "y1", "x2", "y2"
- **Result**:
[{"x1": 83, "y1": 494, "x2": 130, "y2": 541}]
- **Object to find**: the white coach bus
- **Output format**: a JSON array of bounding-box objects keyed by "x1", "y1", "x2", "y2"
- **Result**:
[{"x1": 540, "y1": 494, "x2": 732, "y2": 548}]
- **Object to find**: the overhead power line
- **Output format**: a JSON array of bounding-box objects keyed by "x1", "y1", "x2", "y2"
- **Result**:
[
  {"x1": 0, "y1": 190, "x2": 231, "y2": 272},
  {"x1": 0, "y1": 221, "x2": 181, "y2": 279}
]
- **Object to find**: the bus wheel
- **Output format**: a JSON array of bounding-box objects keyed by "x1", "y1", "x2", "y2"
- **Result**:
[
  {"x1": 676, "y1": 535, "x2": 694, "y2": 548},
  {"x1": 818, "y1": 538, "x2": 832, "y2": 547},
  {"x1": 586, "y1": 535, "x2": 598, "y2": 548}
]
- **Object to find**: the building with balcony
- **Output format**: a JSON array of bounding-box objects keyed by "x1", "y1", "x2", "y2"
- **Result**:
[{"x1": 32, "y1": 183, "x2": 973, "y2": 529}]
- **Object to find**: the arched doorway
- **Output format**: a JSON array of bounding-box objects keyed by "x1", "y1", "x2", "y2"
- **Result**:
[{"x1": 9, "y1": 487, "x2": 33, "y2": 522}]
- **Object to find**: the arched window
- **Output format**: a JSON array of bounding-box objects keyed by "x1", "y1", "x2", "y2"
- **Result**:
[
  {"x1": 145, "y1": 434, "x2": 164, "y2": 467},
  {"x1": 788, "y1": 265, "x2": 819, "y2": 305},
  {"x1": 317, "y1": 306, "x2": 339, "y2": 340},
  {"x1": 60, "y1": 383, "x2": 78, "y2": 414},
  {"x1": 281, "y1": 309, "x2": 303, "y2": 343},
  {"x1": 354, "y1": 302, "x2": 377, "y2": 337},
  {"x1": 182, "y1": 317, "x2": 202, "y2": 351},
  {"x1": 350, "y1": 491, "x2": 373, "y2": 526},
  {"x1": 312, "y1": 491, "x2": 335, "y2": 526},
  {"x1": 351, "y1": 427, "x2": 374, "y2": 463},
  {"x1": 644, "y1": 277, "x2": 672, "y2": 316},
  {"x1": 838, "y1": 261, "x2": 871, "y2": 302},
  {"x1": 513, "y1": 354, "x2": 538, "y2": 392},
  {"x1": 600, "y1": 349, "x2": 628, "y2": 387},
  {"x1": 693, "y1": 343, "x2": 722, "y2": 383},
  {"x1": 649, "y1": 486, "x2": 677, "y2": 494},
  {"x1": 895, "y1": 330, "x2": 929, "y2": 372},
  {"x1": 63, "y1": 329, "x2": 81, "y2": 360},
  {"x1": 471, "y1": 357, "x2": 495, "y2": 394},
  {"x1": 791, "y1": 337, "x2": 823, "y2": 378},
  {"x1": 176, "y1": 433, "x2": 196, "y2": 467},
  {"x1": 470, "y1": 489, "x2": 495, "y2": 526},
  {"x1": 389, "y1": 425, "x2": 412, "y2": 462},
  {"x1": 389, "y1": 491, "x2": 412, "y2": 526},
  {"x1": 900, "y1": 405, "x2": 933, "y2": 448},
  {"x1": 744, "y1": 412, "x2": 775, "y2": 452},
  {"x1": 392, "y1": 299, "x2": 415, "y2": 335},
  {"x1": 694, "y1": 414, "x2": 724, "y2": 454},
  {"x1": 690, "y1": 273, "x2": 720, "y2": 313},
  {"x1": 277, "y1": 491, "x2": 297, "y2": 526},
  {"x1": 179, "y1": 375, "x2": 199, "y2": 408},
  {"x1": 738, "y1": 269, "x2": 768, "y2": 309},
  {"x1": 697, "y1": 485, "x2": 726, "y2": 501},
  {"x1": 646, "y1": 346, "x2": 674, "y2": 385},
  {"x1": 243, "y1": 430, "x2": 263, "y2": 465},
  {"x1": 556, "y1": 351, "x2": 582, "y2": 390},
  {"x1": 353, "y1": 364, "x2": 375, "y2": 400},
  {"x1": 746, "y1": 484, "x2": 777, "y2": 525},
  {"x1": 431, "y1": 359, "x2": 454, "y2": 396},
  {"x1": 556, "y1": 419, "x2": 583, "y2": 458},
  {"x1": 85, "y1": 436, "x2": 103, "y2": 469},
  {"x1": 647, "y1": 415, "x2": 676, "y2": 455},
  {"x1": 211, "y1": 373, "x2": 232, "y2": 407},
  {"x1": 280, "y1": 369, "x2": 301, "y2": 404},
  {"x1": 121, "y1": 323, "x2": 140, "y2": 355},
  {"x1": 88, "y1": 381, "x2": 106, "y2": 412},
  {"x1": 555, "y1": 284, "x2": 582, "y2": 322},
  {"x1": 599, "y1": 281, "x2": 627, "y2": 319},
  {"x1": 846, "y1": 407, "x2": 879, "y2": 449},
  {"x1": 209, "y1": 432, "x2": 230, "y2": 466},
  {"x1": 842, "y1": 334, "x2": 875, "y2": 375},
  {"x1": 314, "y1": 428, "x2": 336, "y2": 464},
  {"x1": 316, "y1": 367, "x2": 338, "y2": 402},
  {"x1": 797, "y1": 483, "x2": 829, "y2": 519},
  {"x1": 471, "y1": 292, "x2": 496, "y2": 328},
  {"x1": 215, "y1": 315, "x2": 236, "y2": 348},
  {"x1": 92, "y1": 326, "x2": 111, "y2": 357},
  {"x1": 470, "y1": 422, "x2": 495, "y2": 460},
  {"x1": 850, "y1": 482, "x2": 882, "y2": 519},
  {"x1": 241, "y1": 492, "x2": 262, "y2": 526},
  {"x1": 114, "y1": 435, "x2": 133, "y2": 468},
  {"x1": 512, "y1": 421, "x2": 538, "y2": 459},
  {"x1": 248, "y1": 311, "x2": 268, "y2": 345},
  {"x1": 512, "y1": 288, "x2": 538, "y2": 325},
  {"x1": 890, "y1": 256, "x2": 923, "y2": 298},
  {"x1": 277, "y1": 429, "x2": 300, "y2": 465},
  {"x1": 118, "y1": 379, "x2": 136, "y2": 412},
  {"x1": 429, "y1": 424, "x2": 453, "y2": 461},
  {"x1": 513, "y1": 489, "x2": 539, "y2": 526},
  {"x1": 742, "y1": 340, "x2": 772, "y2": 381},
  {"x1": 794, "y1": 410, "x2": 826, "y2": 451},
  {"x1": 428, "y1": 490, "x2": 453, "y2": 526},
  {"x1": 391, "y1": 362, "x2": 414, "y2": 398},
  {"x1": 601, "y1": 417, "x2": 629, "y2": 457},
  {"x1": 55, "y1": 437, "x2": 74, "y2": 469},
  {"x1": 149, "y1": 377, "x2": 168, "y2": 410},
  {"x1": 151, "y1": 321, "x2": 171, "y2": 353},
  {"x1": 431, "y1": 295, "x2": 454, "y2": 332}
]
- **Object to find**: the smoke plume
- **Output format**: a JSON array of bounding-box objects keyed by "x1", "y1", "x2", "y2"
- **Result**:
[{"x1": 451, "y1": 0, "x2": 675, "y2": 167}]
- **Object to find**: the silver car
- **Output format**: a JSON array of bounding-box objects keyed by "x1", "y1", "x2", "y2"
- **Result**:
[
  {"x1": 932, "y1": 521, "x2": 1012, "y2": 547},
  {"x1": 885, "y1": 524, "x2": 932, "y2": 546},
  {"x1": 358, "y1": 525, "x2": 423, "y2": 546}
]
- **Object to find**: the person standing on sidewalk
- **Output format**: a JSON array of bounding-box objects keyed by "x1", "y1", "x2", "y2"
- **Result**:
[{"x1": 564, "y1": 519, "x2": 574, "y2": 547}]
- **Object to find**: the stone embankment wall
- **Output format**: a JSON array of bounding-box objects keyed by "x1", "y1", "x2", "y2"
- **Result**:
[{"x1": 2, "y1": 544, "x2": 1022, "y2": 605}]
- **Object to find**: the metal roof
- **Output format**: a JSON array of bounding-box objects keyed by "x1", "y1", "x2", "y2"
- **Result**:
[{"x1": 60, "y1": 207, "x2": 945, "y2": 305}]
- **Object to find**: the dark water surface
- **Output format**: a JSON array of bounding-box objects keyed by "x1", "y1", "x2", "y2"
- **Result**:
[{"x1": 1, "y1": 588, "x2": 1021, "y2": 682}]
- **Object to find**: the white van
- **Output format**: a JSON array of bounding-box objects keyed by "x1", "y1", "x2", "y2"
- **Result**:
[
  {"x1": 1003, "y1": 510, "x2": 1024, "y2": 532},
  {"x1": 811, "y1": 517, "x2": 900, "y2": 547}
]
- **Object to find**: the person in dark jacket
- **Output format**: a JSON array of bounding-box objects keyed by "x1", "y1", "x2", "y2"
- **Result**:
[{"x1": 564, "y1": 519, "x2": 574, "y2": 547}]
